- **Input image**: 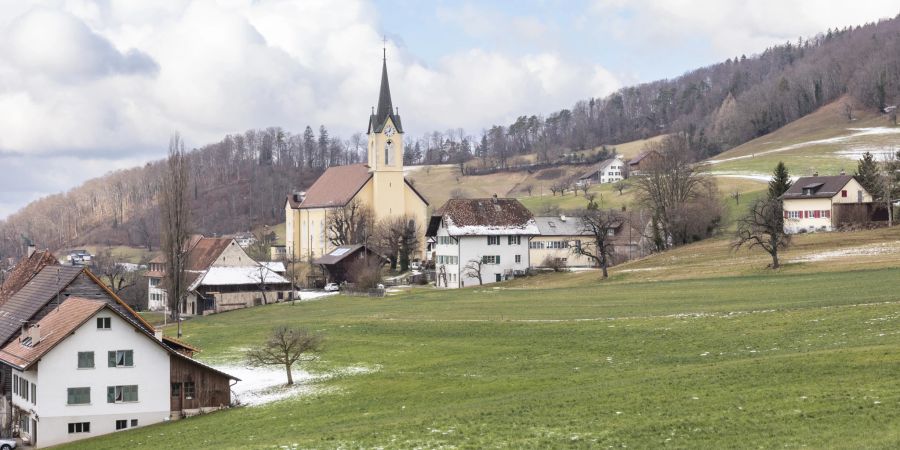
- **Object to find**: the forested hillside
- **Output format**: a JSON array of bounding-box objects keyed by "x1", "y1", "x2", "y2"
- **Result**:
[{"x1": 2, "y1": 14, "x2": 899, "y2": 258}]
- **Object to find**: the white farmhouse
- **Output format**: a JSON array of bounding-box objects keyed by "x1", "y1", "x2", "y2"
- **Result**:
[
  {"x1": 426, "y1": 197, "x2": 537, "y2": 288},
  {"x1": 0, "y1": 296, "x2": 236, "y2": 447},
  {"x1": 578, "y1": 156, "x2": 626, "y2": 186},
  {"x1": 782, "y1": 175, "x2": 874, "y2": 234}
]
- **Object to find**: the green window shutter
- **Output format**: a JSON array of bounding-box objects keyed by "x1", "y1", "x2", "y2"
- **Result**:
[
  {"x1": 496, "y1": 255, "x2": 500, "y2": 264},
  {"x1": 107, "y1": 386, "x2": 115, "y2": 403},
  {"x1": 481, "y1": 256, "x2": 487, "y2": 264},
  {"x1": 108, "y1": 351, "x2": 116, "y2": 367},
  {"x1": 124, "y1": 350, "x2": 133, "y2": 367},
  {"x1": 67, "y1": 388, "x2": 74, "y2": 404}
]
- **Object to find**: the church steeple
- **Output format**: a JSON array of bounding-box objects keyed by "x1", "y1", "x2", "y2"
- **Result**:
[{"x1": 368, "y1": 51, "x2": 402, "y2": 133}]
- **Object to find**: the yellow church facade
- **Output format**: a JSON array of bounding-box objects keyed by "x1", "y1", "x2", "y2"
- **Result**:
[{"x1": 285, "y1": 57, "x2": 429, "y2": 262}]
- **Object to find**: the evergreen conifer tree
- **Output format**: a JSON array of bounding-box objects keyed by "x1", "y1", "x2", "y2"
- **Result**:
[
  {"x1": 768, "y1": 161, "x2": 793, "y2": 199},
  {"x1": 855, "y1": 152, "x2": 881, "y2": 198}
]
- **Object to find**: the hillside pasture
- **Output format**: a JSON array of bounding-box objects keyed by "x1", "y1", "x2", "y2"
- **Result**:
[
  {"x1": 709, "y1": 97, "x2": 899, "y2": 177},
  {"x1": 61, "y1": 226, "x2": 900, "y2": 449}
]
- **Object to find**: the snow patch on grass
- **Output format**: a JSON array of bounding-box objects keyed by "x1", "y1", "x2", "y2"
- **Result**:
[
  {"x1": 217, "y1": 364, "x2": 378, "y2": 407},
  {"x1": 708, "y1": 127, "x2": 900, "y2": 165},
  {"x1": 790, "y1": 241, "x2": 900, "y2": 263}
]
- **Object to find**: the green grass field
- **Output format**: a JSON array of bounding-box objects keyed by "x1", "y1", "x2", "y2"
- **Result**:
[{"x1": 62, "y1": 225, "x2": 900, "y2": 449}]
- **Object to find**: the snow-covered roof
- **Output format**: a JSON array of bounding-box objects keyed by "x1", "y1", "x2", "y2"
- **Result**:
[
  {"x1": 445, "y1": 216, "x2": 540, "y2": 236},
  {"x1": 188, "y1": 266, "x2": 289, "y2": 290},
  {"x1": 261, "y1": 261, "x2": 285, "y2": 272}
]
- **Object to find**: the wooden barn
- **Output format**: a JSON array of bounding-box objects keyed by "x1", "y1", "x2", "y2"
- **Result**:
[{"x1": 313, "y1": 245, "x2": 387, "y2": 284}]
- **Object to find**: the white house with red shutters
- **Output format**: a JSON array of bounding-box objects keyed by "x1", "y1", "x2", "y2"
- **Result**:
[{"x1": 781, "y1": 175, "x2": 874, "y2": 234}]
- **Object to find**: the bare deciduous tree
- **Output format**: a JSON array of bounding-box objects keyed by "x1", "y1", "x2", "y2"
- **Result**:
[
  {"x1": 325, "y1": 199, "x2": 374, "y2": 247},
  {"x1": 246, "y1": 326, "x2": 322, "y2": 385},
  {"x1": 372, "y1": 216, "x2": 420, "y2": 272},
  {"x1": 160, "y1": 133, "x2": 192, "y2": 337},
  {"x1": 574, "y1": 209, "x2": 621, "y2": 279},
  {"x1": 634, "y1": 135, "x2": 721, "y2": 250},
  {"x1": 93, "y1": 247, "x2": 135, "y2": 294},
  {"x1": 463, "y1": 258, "x2": 484, "y2": 285},
  {"x1": 732, "y1": 197, "x2": 790, "y2": 269}
]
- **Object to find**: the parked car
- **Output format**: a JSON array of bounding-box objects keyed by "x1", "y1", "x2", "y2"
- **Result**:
[
  {"x1": 324, "y1": 283, "x2": 340, "y2": 292},
  {"x1": 0, "y1": 438, "x2": 16, "y2": 450}
]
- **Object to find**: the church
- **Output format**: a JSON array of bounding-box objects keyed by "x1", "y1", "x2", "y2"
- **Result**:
[{"x1": 285, "y1": 56, "x2": 429, "y2": 261}]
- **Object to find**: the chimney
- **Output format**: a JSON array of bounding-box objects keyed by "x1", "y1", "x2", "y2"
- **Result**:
[
  {"x1": 26, "y1": 244, "x2": 35, "y2": 258},
  {"x1": 492, "y1": 193, "x2": 498, "y2": 203},
  {"x1": 813, "y1": 171, "x2": 819, "y2": 177},
  {"x1": 20, "y1": 323, "x2": 40, "y2": 345},
  {"x1": 840, "y1": 168, "x2": 846, "y2": 176}
]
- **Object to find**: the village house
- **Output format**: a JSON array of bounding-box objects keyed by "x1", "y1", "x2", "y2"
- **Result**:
[
  {"x1": 0, "y1": 265, "x2": 236, "y2": 447},
  {"x1": 782, "y1": 174, "x2": 874, "y2": 234},
  {"x1": 529, "y1": 215, "x2": 596, "y2": 268},
  {"x1": 285, "y1": 55, "x2": 429, "y2": 262},
  {"x1": 530, "y1": 213, "x2": 650, "y2": 269},
  {"x1": 146, "y1": 235, "x2": 291, "y2": 315},
  {"x1": 427, "y1": 197, "x2": 537, "y2": 288},
  {"x1": 578, "y1": 156, "x2": 626, "y2": 186}
]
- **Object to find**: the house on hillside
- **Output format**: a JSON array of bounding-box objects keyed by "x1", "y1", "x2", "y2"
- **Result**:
[
  {"x1": 285, "y1": 55, "x2": 429, "y2": 262},
  {"x1": 0, "y1": 265, "x2": 236, "y2": 447},
  {"x1": 427, "y1": 197, "x2": 537, "y2": 288},
  {"x1": 146, "y1": 235, "x2": 292, "y2": 315},
  {"x1": 627, "y1": 150, "x2": 661, "y2": 175},
  {"x1": 578, "y1": 156, "x2": 626, "y2": 186},
  {"x1": 530, "y1": 214, "x2": 650, "y2": 269},
  {"x1": 782, "y1": 175, "x2": 875, "y2": 234}
]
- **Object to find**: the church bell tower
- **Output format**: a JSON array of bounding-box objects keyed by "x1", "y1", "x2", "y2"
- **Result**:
[{"x1": 367, "y1": 51, "x2": 406, "y2": 220}]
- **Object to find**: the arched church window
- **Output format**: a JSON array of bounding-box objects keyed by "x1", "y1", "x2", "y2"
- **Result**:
[{"x1": 385, "y1": 140, "x2": 393, "y2": 166}]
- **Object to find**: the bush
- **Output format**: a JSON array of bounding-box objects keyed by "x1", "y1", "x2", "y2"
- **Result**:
[{"x1": 346, "y1": 257, "x2": 383, "y2": 290}]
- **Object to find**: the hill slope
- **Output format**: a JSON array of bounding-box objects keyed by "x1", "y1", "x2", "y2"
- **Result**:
[
  {"x1": 708, "y1": 96, "x2": 899, "y2": 177},
  {"x1": 59, "y1": 226, "x2": 900, "y2": 449}
]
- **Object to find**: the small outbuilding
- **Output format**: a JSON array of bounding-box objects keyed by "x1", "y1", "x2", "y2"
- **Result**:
[{"x1": 313, "y1": 245, "x2": 387, "y2": 284}]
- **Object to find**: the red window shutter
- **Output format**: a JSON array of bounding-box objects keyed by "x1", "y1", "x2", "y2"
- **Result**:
[
  {"x1": 825, "y1": 210, "x2": 831, "y2": 218},
  {"x1": 814, "y1": 210, "x2": 820, "y2": 218},
  {"x1": 783, "y1": 210, "x2": 788, "y2": 218}
]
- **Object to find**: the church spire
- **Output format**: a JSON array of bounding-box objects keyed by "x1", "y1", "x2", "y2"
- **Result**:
[
  {"x1": 375, "y1": 56, "x2": 393, "y2": 126},
  {"x1": 369, "y1": 45, "x2": 402, "y2": 134}
]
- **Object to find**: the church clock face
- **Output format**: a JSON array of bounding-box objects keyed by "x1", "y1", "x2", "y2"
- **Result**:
[{"x1": 384, "y1": 125, "x2": 395, "y2": 137}]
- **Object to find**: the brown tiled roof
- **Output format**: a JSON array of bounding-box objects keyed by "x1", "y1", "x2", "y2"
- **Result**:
[
  {"x1": 148, "y1": 236, "x2": 234, "y2": 272},
  {"x1": 299, "y1": 164, "x2": 373, "y2": 209},
  {"x1": 0, "y1": 266, "x2": 84, "y2": 346},
  {"x1": 435, "y1": 198, "x2": 534, "y2": 227},
  {"x1": 628, "y1": 150, "x2": 659, "y2": 166},
  {"x1": 312, "y1": 245, "x2": 387, "y2": 266},
  {"x1": 186, "y1": 237, "x2": 233, "y2": 271},
  {"x1": 0, "y1": 297, "x2": 106, "y2": 369},
  {"x1": 0, "y1": 250, "x2": 59, "y2": 305},
  {"x1": 782, "y1": 175, "x2": 857, "y2": 199}
]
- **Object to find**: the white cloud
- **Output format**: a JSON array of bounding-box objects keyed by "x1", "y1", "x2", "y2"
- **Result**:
[
  {"x1": 0, "y1": 0, "x2": 622, "y2": 220},
  {"x1": 590, "y1": 0, "x2": 900, "y2": 57}
]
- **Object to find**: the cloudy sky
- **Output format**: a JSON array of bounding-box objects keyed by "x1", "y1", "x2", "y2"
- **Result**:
[{"x1": 1, "y1": 0, "x2": 898, "y2": 219}]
